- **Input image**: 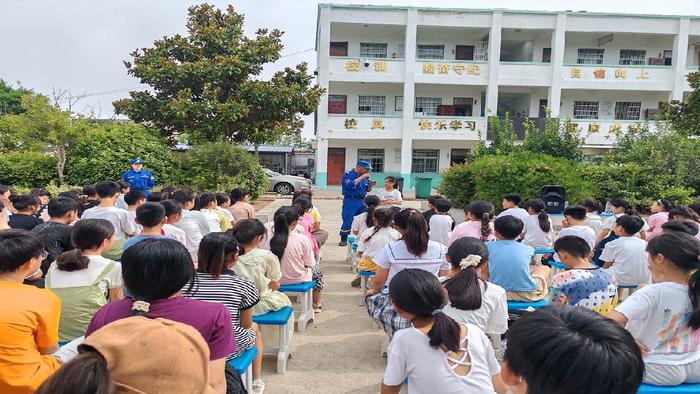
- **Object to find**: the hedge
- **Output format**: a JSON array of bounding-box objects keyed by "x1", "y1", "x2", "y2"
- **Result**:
[{"x1": 0, "y1": 151, "x2": 57, "y2": 187}]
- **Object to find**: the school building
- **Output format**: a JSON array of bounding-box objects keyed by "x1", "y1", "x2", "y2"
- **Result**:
[{"x1": 313, "y1": 4, "x2": 700, "y2": 189}]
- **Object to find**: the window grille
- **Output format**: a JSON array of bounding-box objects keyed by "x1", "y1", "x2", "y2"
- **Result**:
[
  {"x1": 619, "y1": 50, "x2": 646, "y2": 65},
  {"x1": 414, "y1": 97, "x2": 442, "y2": 116},
  {"x1": 360, "y1": 43, "x2": 388, "y2": 58},
  {"x1": 412, "y1": 149, "x2": 439, "y2": 173},
  {"x1": 573, "y1": 101, "x2": 599, "y2": 119},
  {"x1": 577, "y1": 48, "x2": 604, "y2": 65},
  {"x1": 417, "y1": 44, "x2": 445, "y2": 60},
  {"x1": 614, "y1": 101, "x2": 641, "y2": 120},
  {"x1": 358, "y1": 96, "x2": 385, "y2": 115},
  {"x1": 357, "y1": 148, "x2": 385, "y2": 172}
]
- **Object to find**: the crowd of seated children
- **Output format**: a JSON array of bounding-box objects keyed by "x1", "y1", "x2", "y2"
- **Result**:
[
  {"x1": 449, "y1": 201, "x2": 496, "y2": 244},
  {"x1": 8, "y1": 194, "x2": 43, "y2": 231},
  {"x1": 592, "y1": 198, "x2": 645, "y2": 265},
  {"x1": 171, "y1": 189, "x2": 211, "y2": 258},
  {"x1": 81, "y1": 181, "x2": 137, "y2": 260},
  {"x1": 581, "y1": 198, "x2": 604, "y2": 237},
  {"x1": 442, "y1": 237, "x2": 508, "y2": 338},
  {"x1": 81, "y1": 185, "x2": 100, "y2": 211},
  {"x1": 198, "y1": 192, "x2": 231, "y2": 232},
  {"x1": 487, "y1": 216, "x2": 551, "y2": 302},
  {"x1": 352, "y1": 208, "x2": 401, "y2": 287},
  {"x1": 216, "y1": 192, "x2": 236, "y2": 227},
  {"x1": 123, "y1": 189, "x2": 146, "y2": 233},
  {"x1": 422, "y1": 194, "x2": 440, "y2": 224},
  {"x1": 377, "y1": 176, "x2": 403, "y2": 206},
  {"x1": 382, "y1": 269, "x2": 506, "y2": 394},
  {"x1": 122, "y1": 202, "x2": 168, "y2": 252},
  {"x1": 160, "y1": 199, "x2": 188, "y2": 247},
  {"x1": 550, "y1": 235, "x2": 618, "y2": 313},
  {"x1": 599, "y1": 215, "x2": 651, "y2": 292},
  {"x1": 663, "y1": 219, "x2": 700, "y2": 237},
  {"x1": 521, "y1": 199, "x2": 553, "y2": 250},
  {"x1": 351, "y1": 194, "x2": 380, "y2": 238},
  {"x1": 292, "y1": 195, "x2": 320, "y2": 255},
  {"x1": 668, "y1": 205, "x2": 700, "y2": 241},
  {"x1": 496, "y1": 193, "x2": 529, "y2": 223},
  {"x1": 429, "y1": 197, "x2": 455, "y2": 246},
  {"x1": 183, "y1": 232, "x2": 265, "y2": 393},
  {"x1": 556, "y1": 206, "x2": 596, "y2": 250},
  {"x1": 365, "y1": 208, "x2": 450, "y2": 337},
  {"x1": 608, "y1": 232, "x2": 700, "y2": 386},
  {"x1": 32, "y1": 197, "x2": 80, "y2": 276},
  {"x1": 295, "y1": 190, "x2": 329, "y2": 248},
  {"x1": 647, "y1": 199, "x2": 672, "y2": 240},
  {"x1": 114, "y1": 180, "x2": 129, "y2": 210},
  {"x1": 229, "y1": 188, "x2": 256, "y2": 222},
  {"x1": 269, "y1": 206, "x2": 324, "y2": 310}
]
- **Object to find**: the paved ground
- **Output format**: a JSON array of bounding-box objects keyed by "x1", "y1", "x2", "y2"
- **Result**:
[{"x1": 258, "y1": 198, "x2": 421, "y2": 394}]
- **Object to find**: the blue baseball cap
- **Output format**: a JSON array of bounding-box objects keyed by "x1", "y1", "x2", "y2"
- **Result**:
[
  {"x1": 130, "y1": 158, "x2": 144, "y2": 165},
  {"x1": 356, "y1": 160, "x2": 372, "y2": 170}
]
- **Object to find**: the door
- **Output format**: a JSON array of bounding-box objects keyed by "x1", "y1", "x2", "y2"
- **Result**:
[
  {"x1": 327, "y1": 148, "x2": 346, "y2": 186},
  {"x1": 450, "y1": 149, "x2": 471, "y2": 166},
  {"x1": 455, "y1": 45, "x2": 474, "y2": 61},
  {"x1": 328, "y1": 95, "x2": 347, "y2": 114},
  {"x1": 453, "y1": 98, "x2": 473, "y2": 116},
  {"x1": 538, "y1": 99, "x2": 548, "y2": 118},
  {"x1": 330, "y1": 42, "x2": 348, "y2": 57},
  {"x1": 542, "y1": 48, "x2": 552, "y2": 63}
]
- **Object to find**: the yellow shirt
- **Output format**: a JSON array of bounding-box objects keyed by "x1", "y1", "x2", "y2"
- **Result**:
[{"x1": 0, "y1": 282, "x2": 61, "y2": 393}]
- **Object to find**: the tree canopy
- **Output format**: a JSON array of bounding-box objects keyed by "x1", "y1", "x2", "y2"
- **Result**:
[
  {"x1": 0, "y1": 80, "x2": 32, "y2": 116},
  {"x1": 665, "y1": 70, "x2": 700, "y2": 135}
]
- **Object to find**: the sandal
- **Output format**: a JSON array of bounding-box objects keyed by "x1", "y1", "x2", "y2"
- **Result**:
[{"x1": 313, "y1": 304, "x2": 322, "y2": 312}]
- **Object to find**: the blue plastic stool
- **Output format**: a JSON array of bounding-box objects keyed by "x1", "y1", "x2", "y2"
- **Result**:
[
  {"x1": 227, "y1": 347, "x2": 257, "y2": 389},
  {"x1": 550, "y1": 260, "x2": 566, "y2": 275},
  {"x1": 638, "y1": 383, "x2": 700, "y2": 393},
  {"x1": 346, "y1": 236, "x2": 356, "y2": 262},
  {"x1": 252, "y1": 306, "x2": 294, "y2": 374},
  {"x1": 534, "y1": 249, "x2": 555, "y2": 255},
  {"x1": 279, "y1": 281, "x2": 317, "y2": 333},
  {"x1": 507, "y1": 299, "x2": 549, "y2": 311},
  {"x1": 619, "y1": 284, "x2": 638, "y2": 301}
]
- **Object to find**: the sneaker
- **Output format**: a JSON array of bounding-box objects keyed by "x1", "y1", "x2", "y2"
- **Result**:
[
  {"x1": 252, "y1": 378, "x2": 265, "y2": 394},
  {"x1": 350, "y1": 276, "x2": 361, "y2": 288},
  {"x1": 338, "y1": 240, "x2": 348, "y2": 247}
]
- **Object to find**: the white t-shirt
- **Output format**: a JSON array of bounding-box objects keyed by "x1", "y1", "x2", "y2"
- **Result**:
[
  {"x1": 522, "y1": 215, "x2": 553, "y2": 250},
  {"x1": 46, "y1": 255, "x2": 122, "y2": 295},
  {"x1": 163, "y1": 224, "x2": 188, "y2": 248},
  {"x1": 497, "y1": 207, "x2": 529, "y2": 223},
  {"x1": 351, "y1": 212, "x2": 369, "y2": 237},
  {"x1": 429, "y1": 214, "x2": 455, "y2": 246},
  {"x1": 443, "y1": 281, "x2": 508, "y2": 336},
  {"x1": 81, "y1": 206, "x2": 137, "y2": 240},
  {"x1": 616, "y1": 282, "x2": 700, "y2": 365},
  {"x1": 200, "y1": 208, "x2": 222, "y2": 232},
  {"x1": 374, "y1": 240, "x2": 450, "y2": 293},
  {"x1": 357, "y1": 226, "x2": 401, "y2": 259},
  {"x1": 384, "y1": 324, "x2": 499, "y2": 394},
  {"x1": 585, "y1": 213, "x2": 604, "y2": 237},
  {"x1": 377, "y1": 188, "x2": 402, "y2": 202},
  {"x1": 124, "y1": 210, "x2": 142, "y2": 234},
  {"x1": 602, "y1": 213, "x2": 649, "y2": 234},
  {"x1": 556, "y1": 225, "x2": 597, "y2": 250},
  {"x1": 599, "y1": 236, "x2": 651, "y2": 286},
  {"x1": 174, "y1": 210, "x2": 210, "y2": 254}
]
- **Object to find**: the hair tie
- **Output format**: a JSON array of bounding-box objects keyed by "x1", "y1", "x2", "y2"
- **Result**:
[
  {"x1": 132, "y1": 300, "x2": 151, "y2": 313},
  {"x1": 409, "y1": 210, "x2": 417, "y2": 217},
  {"x1": 431, "y1": 309, "x2": 442, "y2": 316},
  {"x1": 459, "y1": 254, "x2": 482, "y2": 270}
]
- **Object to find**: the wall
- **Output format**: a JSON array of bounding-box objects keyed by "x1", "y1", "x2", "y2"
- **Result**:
[
  {"x1": 413, "y1": 84, "x2": 485, "y2": 113},
  {"x1": 563, "y1": 33, "x2": 675, "y2": 64},
  {"x1": 328, "y1": 81, "x2": 405, "y2": 116},
  {"x1": 416, "y1": 27, "x2": 488, "y2": 61},
  {"x1": 330, "y1": 23, "x2": 406, "y2": 58},
  {"x1": 559, "y1": 90, "x2": 669, "y2": 120}
]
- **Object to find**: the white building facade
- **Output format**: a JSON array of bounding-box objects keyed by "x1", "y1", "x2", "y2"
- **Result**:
[{"x1": 314, "y1": 4, "x2": 700, "y2": 189}]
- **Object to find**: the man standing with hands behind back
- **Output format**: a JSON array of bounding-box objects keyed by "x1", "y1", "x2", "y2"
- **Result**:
[
  {"x1": 121, "y1": 158, "x2": 155, "y2": 198},
  {"x1": 339, "y1": 160, "x2": 373, "y2": 246}
]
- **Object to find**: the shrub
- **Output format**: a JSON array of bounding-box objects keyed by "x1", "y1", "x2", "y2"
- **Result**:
[
  {"x1": 180, "y1": 142, "x2": 267, "y2": 199},
  {"x1": 0, "y1": 151, "x2": 57, "y2": 187},
  {"x1": 438, "y1": 163, "x2": 475, "y2": 209},
  {"x1": 65, "y1": 123, "x2": 180, "y2": 186}
]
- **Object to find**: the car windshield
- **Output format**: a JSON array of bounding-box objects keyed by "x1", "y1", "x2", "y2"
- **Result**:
[{"x1": 264, "y1": 169, "x2": 281, "y2": 177}]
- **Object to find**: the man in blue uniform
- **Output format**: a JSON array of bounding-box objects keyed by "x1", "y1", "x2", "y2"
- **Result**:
[
  {"x1": 121, "y1": 158, "x2": 155, "y2": 197},
  {"x1": 339, "y1": 160, "x2": 373, "y2": 246}
]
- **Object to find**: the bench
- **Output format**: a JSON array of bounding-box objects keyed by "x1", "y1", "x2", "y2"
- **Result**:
[
  {"x1": 507, "y1": 299, "x2": 549, "y2": 311},
  {"x1": 227, "y1": 347, "x2": 257, "y2": 389},
  {"x1": 346, "y1": 236, "x2": 356, "y2": 263},
  {"x1": 253, "y1": 306, "x2": 294, "y2": 374},
  {"x1": 279, "y1": 281, "x2": 316, "y2": 333},
  {"x1": 550, "y1": 260, "x2": 566, "y2": 275},
  {"x1": 638, "y1": 383, "x2": 700, "y2": 393}
]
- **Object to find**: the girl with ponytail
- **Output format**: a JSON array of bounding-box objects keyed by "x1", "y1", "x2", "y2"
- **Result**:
[
  {"x1": 46, "y1": 219, "x2": 123, "y2": 342},
  {"x1": 608, "y1": 232, "x2": 700, "y2": 386},
  {"x1": 351, "y1": 195, "x2": 380, "y2": 237},
  {"x1": 593, "y1": 198, "x2": 648, "y2": 266},
  {"x1": 442, "y1": 237, "x2": 508, "y2": 337},
  {"x1": 350, "y1": 208, "x2": 401, "y2": 287},
  {"x1": 365, "y1": 208, "x2": 451, "y2": 337},
  {"x1": 448, "y1": 201, "x2": 495, "y2": 245},
  {"x1": 270, "y1": 206, "x2": 324, "y2": 309},
  {"x1": 382, "y1": 269, "x2": 506, "y2": 393},
  {"x1": 522, "y1": 199, "x2": 553, "y2": 250}
]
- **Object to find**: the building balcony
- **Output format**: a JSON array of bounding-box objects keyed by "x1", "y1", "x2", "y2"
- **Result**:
[
  {"x1": 327, "y1": 114, "x2": 403, "y2": 139},
  {"x1": 410, "y1": 115, "x2": 485, "y2": 140},
  {"x1": 328, "y1": 57, "x2": 404, "y2": 83},
  {"x1": 561, "y1": 64, "x2": 674, "y2": 91},
  {"x1": 414, "y1": 60, "x2": 489, "y2": 85},
  {"x1": 498, "y1": 62, "x2": 552, "y2": 86}
]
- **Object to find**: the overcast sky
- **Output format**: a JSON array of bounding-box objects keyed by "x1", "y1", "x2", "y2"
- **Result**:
[{"x1": 2, "y1": 0, "x2": 699, "y2": 137}]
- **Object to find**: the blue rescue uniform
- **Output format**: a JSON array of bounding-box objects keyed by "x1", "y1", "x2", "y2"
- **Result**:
[
  {"x1": 340, "y1": 169, "x2": 371, "y2": 237},
  {"x1": 121, "y1": 169, "x2": 155, "y2": 196}
]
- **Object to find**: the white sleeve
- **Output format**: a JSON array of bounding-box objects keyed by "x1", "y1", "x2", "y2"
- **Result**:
[
  {"x1": 351, "y1": 214, "x2": 361, "y2": 233},
  {"x1": 395, "y1": 190, "x2": 403, "y2": 202},
  {"x1": 121, "y1": 212, "x2": 137, "y2": 236},
  {"x1": 106, "y1": 262, "x2": 124, "y2": 288},
  {"x1": 373, "y1": 244, "x2": 392, "y2": 269},
  {"x1": 357, "y1": 228, "x2": 370, "y2": 252},
  {"x1": 383, "y1": 334, "x2": 408, "y2": 386},
  {"x1": 484, "y1": 333, "x2": 501, "y2": 375},
  {"x1": 439, "y1": 244, "x2": 451, "y2": 271},
  {"x1": 486, "y1": 287, "x2": 509, "y2": 335},
  {"x1": 614, "y1": 285, "x2": 656, "y2": 324},
  {"x1": 599, "y1": 241, "x2": 617, "y2": 263}
]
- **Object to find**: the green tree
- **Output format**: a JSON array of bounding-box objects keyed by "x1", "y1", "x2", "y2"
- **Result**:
[
  {"x1": 113, "y1": 4, "x2": 324, "y2": 147},
  {"x1": 522, "y1": 114, "x2": 584, "y2": 162},
  {"x1": 665, "y1": 70, "x2": 700, "y2": 135},
  {"x1": 474, "y1": 113, "x2": 519, "y2": 156},
  {"x1": 0, "y1": 80, "x2": 32, "y2": 116}
]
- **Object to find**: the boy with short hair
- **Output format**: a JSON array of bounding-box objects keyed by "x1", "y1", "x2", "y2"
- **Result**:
[
  {"x1": 122, "y1": 202, "x2": 167, "y2": 252},
  {"x1": 600, "y1": 215, "x2": 651, "y2": 287},
  {"x1": 422, "y1": 195, "x2": 441, "y2": 225},
  {"x1": 551, "y1": 235, "x2": 618, "y2": 313},
  {"x1": 428, "y1": 197, "x2": 455, "y2": 246},
  {"x1": 502, "y1": 305, "x2": 643, "y2": 394},
  {"x1": 0, "y1": 230, "x2": 61, "y2": 392},
  {"x1": 487, "y1": 216, "x2": 551, "y2": 301},
  {"x1": 377, "y1": 176, "x2": 402, "y2": 206},
  {"x1": 81, "y1": 181, "x2": 137, "y2": 260},
  {"x1": 82, "y1": 184, "x2": 101, "y2": 211},
  {"x1": 497, "y1": 193, "x2": 529, "y2": 223},
  {"x1": 124, "y1": 189, "x2": 146, "y2": 233},
  {"x1": 32, "y1": 197, "x2": 81, "y2": 274},
  {"x1": 115, "y1": 180, "x2": 130, "y2": 210},
  {"x1": 556, "y1": 206, "x2": 596, "y2": 250},
  {"x1": 159, "y1": 199, "x2": 188, "y2": 248}
]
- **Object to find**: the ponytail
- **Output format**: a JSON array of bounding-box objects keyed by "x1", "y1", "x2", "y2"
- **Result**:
[
  {"x1": 35, "y1": 350, "x2": 113, "y2": 394},
  {"x1": 364, "y1": 207, "x2": 394, "y2": 243},
  {"x1": 56, "y1": 218, "x2": 115, "y2": 272},
  {"x1": 270, "y1": 206, "x2": 297, "y2": 261},
  {"x1": 690, "y1": 270, "x2": 700, "y2": 330},
  {"x1": 480, "y1": 213, "x2": 491, "y2": 240},
  {"x1": 55, "y1": 249, "x2": 90, "y2": 272},
  {"x1": 363, "y1": 195, "x2": 381, "y2": 228},
  {"x1": 429, "y1": 311, "x2": 462, "y2": 353},
  {"x1": 609, "y1": 198, "x2": 637, "y2": 216},
  {"x1": 394, "y1": 208, "x2": 428, "y2": 256},
  {"x1": 524, "y1": 199, "x2": 550, "y2": 233},
  {"x1": 444, "y1": 237, "x2": 489, "y2": 310},
  {"x1": 466, "y1": 201, "x2": 494, "y2": 241}
]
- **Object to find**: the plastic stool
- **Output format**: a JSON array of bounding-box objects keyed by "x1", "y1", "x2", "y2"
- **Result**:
[
  {"x1": 227, "y1": 347, "x2": 257, "y2": 388},
  {"x1": 638, "y1": 383, "x2": 700, "y2": 393},
  {"x1": 252, "y1": 306, "x2": 294, "y2": 374},
  {"x1": 507, "y1": 299, "x2": 549, "y2": 311},
  {"x1": 279, "y1": 281, "x2": 317, "y2": 333}
]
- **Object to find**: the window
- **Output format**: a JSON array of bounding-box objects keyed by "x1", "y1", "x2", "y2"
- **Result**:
[
  {"x1": 615, "y1": 101, "x2": 641, "y2": 120},
  {"x1": 619, "y1": 50, "x2": 646, "y2": 65},
  {"x1": 577, "y1": 48, "x2": 604, "y2": 65},
  {"x1": 357, "y1": 148, "x2": 385, "y2": 172},
  {"x1": 328, "y1": 95, "x2": 347, "y2": 114},
  {"x1": 358, "y1": 96, "x2": 385, "y2": 115},
  {"x1": 412, "y1": 149, "x2": 439, "y2": 173},
  {"x1": 360, "y1": 43, "x2": 387, "y2": 58},
  {"x1": 395, "y1": 96, "x2": 403, "y2": 112},
  {"x1": 415, "y1": 97, "x2": 442, "y2": 116},
  {"x1": 542, "y1": 48, "x2": 552, "y2": 63},
  {"x1": 417, "y1": 44, "x2": 445, "y2": 60},
  {"x1": 329, "y1": 42, "x2": 348, "y2": 57},
  {"x1": 394, "y1": 148, "x2": 402, "y2": 164},
  {"x1": 573, "y1": 101, "x2": 599, "y2": 119}
]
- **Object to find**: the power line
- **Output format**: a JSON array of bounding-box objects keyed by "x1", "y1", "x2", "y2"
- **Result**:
[{"x1": 280, "y1": 48, "x2": 314, "y2": 58}]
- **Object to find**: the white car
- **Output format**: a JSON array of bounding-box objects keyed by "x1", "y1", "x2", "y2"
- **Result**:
[{"x1": 265, "y1": 169, "x2": 312, "y2": 195}]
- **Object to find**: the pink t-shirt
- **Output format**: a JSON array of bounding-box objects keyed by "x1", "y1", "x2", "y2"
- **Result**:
[
  {"x1": 279, "y1": 232, "x2": 315, "y2": 285},
  {"x1": 298, "y1": 212, "x2": 319, "y2": 254},
  {"x1": 646, "y1": 212, "x2": 668, "y2": 240},
  {"x1": 448, "y1": 220, "x2": 496, "y2": 245}
]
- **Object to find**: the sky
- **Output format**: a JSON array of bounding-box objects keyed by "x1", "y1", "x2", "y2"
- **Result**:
[{"x1": 2, "y1": 0, "x2": 699, "y2": 138}]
